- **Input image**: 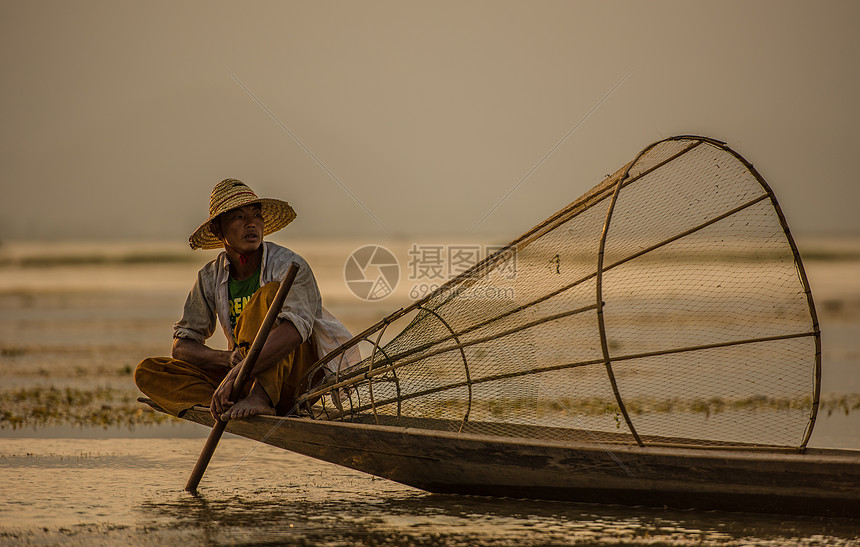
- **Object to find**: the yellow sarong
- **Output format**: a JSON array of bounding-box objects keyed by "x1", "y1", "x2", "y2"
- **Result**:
[{"x1": 134, "y1": 282, "x2": 317, "y2": 417}]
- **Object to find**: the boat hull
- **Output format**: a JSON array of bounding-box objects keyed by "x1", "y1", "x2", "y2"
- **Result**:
[{"x1": 161, "y1": 402, "x2": 860, "y2": 517}]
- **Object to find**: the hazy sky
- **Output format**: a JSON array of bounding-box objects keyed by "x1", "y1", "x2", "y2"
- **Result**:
[{"x1": 2, "y1": 1, "x2": 859, "y2": 242}]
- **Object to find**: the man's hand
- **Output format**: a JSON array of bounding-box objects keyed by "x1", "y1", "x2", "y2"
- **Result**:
[
  {"x1": 211, "y1": 363, "x2": 242, "y2": 420},
  {"x1": 227, "y1": 346, "x2": 244, "y2": 368}
]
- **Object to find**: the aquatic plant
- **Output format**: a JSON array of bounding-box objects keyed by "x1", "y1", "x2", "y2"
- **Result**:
[
  {"x1": 0, "y1": 386, "x2": 179, "y2": 429},
  {"x1": 424, "y1": 394, "x2": 860, "y2": 419},
  {"x1": 2, "y1": 385, "x2": 857, "y2": 431}
]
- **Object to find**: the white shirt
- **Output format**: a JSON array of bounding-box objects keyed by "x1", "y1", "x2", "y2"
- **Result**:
[{"x1": 174, "y1": 241, "x2": 355, "y2": 374}]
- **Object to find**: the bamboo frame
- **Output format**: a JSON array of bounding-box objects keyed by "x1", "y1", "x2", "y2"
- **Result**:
[
  {"x1": 366, "y1": 320, "x2": 390, "y2": 424},
  {"x1": 589, "y1": 135, "x2": 821, "y2": 450},
  {"x1": 300, "y1": 135, "x2": 821, "y2": 452},
  {"x1": 305, "y1": 141, "x2": 725, "y2": 391},
  {"x1": 301, "y1": 141, "x2": 705, "y2": 377},
  {"x1": 596, "y1": 167, "x2": 643, "y2": 446},
  {"x1": 300, "y1": 303, "x2": 600, "y2": 403},
  {"x1": 711, "y1": 141, "x2": 822, "y2": 452},
  {"x1": 415, "y1": 305, "x2": 473, "y2": 431},
  {"x1": 594, "y1": 137, "x2": 715, "y2": 447},
  {"x1": 317, "y1": 330, "x2": 816, "y2": 421},
  {"x1": 317, "y1": 335, "x2": 399, "y2": 421}
]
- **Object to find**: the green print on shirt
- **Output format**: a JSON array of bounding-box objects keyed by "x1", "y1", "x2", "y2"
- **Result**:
[{"x1": 228, "y1": 266, "x2": 261, "y2": 336}]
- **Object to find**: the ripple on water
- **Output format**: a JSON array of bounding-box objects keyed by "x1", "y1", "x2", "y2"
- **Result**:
[{"x1": 1, "y1": 436, "x2": 859, "y2": 546}]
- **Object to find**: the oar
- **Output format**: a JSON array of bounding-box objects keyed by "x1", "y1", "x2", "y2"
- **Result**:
[{"x1": 185, "y1": 261, "x2": 300, "y2": 493}]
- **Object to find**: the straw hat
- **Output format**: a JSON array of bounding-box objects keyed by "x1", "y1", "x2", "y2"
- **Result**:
[{"x1": 189, "y1": 178, "x2": 297, "y2": 250}]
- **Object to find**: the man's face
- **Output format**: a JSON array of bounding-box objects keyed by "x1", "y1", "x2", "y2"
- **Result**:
[{"x1": 216, "y1": 204, "x2": 264, "y2": 255}]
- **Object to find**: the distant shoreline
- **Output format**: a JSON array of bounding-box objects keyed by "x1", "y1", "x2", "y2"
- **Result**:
[{"x1": 1, "y1": 235, "x2": 859, "y2": 267}]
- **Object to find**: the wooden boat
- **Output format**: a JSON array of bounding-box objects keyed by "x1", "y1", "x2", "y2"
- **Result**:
[
  {"x1": 143, "y1": 137, "x2": 860, "y2": 516},
  {"x1": 142, "y1": 397, "x2": 860, "y2": 517}
]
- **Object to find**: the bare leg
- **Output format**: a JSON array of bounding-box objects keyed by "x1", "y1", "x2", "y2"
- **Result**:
[{"x1": 221, "y1": 381, "x2": 276, "y2": 420}]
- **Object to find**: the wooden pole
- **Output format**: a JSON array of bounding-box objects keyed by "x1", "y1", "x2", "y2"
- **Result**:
[{"x1": 185, "y1": 262, "x2": 300, "y2": 493}]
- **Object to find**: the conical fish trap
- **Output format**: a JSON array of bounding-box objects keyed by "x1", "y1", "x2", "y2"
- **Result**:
[{"x1": 301, "y1": 136, "x2": 820, "y2": 450}]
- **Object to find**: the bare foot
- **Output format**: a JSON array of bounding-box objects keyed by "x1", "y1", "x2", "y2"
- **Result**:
[{"x1": 220, "y1": 384, "x2": 275, "y2": 420}]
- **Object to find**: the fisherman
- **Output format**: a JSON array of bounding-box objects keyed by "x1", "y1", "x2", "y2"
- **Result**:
[{"x1": 134, "y1": 178, "x2": 353, "y2": 421}]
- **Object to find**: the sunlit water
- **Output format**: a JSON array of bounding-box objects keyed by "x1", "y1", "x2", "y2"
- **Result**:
[
  {"x1": 2, "y1": 240, "x2": 860, "y2": 545},
  {"x1": 2, "y1": 435, "x2": 859, "y2": 546}
]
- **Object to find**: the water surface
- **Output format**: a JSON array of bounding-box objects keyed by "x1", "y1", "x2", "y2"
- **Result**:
[
  {"x1": 2, "y1": 436, "x2": 859, "y2": 546},
  {"x1": 2, "y1": 240, "x2": 859, "y2": 545}
]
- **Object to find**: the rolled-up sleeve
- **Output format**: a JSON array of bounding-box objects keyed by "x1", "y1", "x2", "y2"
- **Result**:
[
  {"x1": 275, "y1": 259, "x2": 322, "y2": 343},
  {"x1": 173, "y1": 269, "x2": 217, "y2": 343}
]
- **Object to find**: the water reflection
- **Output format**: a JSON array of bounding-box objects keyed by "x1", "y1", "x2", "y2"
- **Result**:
[
  {"x1": 138, "y1": 486, "x2": 860, "y2": 546},
  {"x1": 3, "y1": 438, "x2": 858, "y2": 546}
]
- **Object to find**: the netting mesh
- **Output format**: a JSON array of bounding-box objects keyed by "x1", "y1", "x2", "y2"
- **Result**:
[{"x1": 300, "y1": 136, "x2": 820, "y2": 449}]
